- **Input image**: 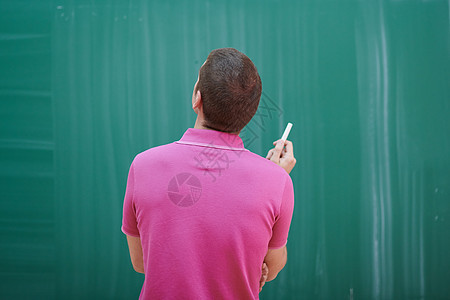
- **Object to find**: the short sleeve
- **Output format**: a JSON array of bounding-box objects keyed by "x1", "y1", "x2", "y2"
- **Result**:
[
  {"x1": 121, "y1": 161, "x2": 140, "y2": 237},
  {"x1": 268, "y1": 175, "x2": 294, "y2": 249}
]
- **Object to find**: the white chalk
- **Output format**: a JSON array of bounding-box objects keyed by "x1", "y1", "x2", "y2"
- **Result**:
[{"x1": 281, "y1": 122, "x2": 293, "y2": 141}]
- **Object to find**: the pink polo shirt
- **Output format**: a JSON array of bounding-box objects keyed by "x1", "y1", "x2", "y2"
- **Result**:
[{"x1": 122, "y1": 128, "x2": 294, "y2": 299}]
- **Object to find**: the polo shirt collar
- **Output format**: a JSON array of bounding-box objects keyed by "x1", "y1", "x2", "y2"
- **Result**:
[{"x1": 176, "y1": 128, "x2": 246, "y2": 151}]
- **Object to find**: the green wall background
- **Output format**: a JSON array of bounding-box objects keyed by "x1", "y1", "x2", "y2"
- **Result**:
[{"x1": 1, "y1": 0, "x2": 449, "y2": 299}]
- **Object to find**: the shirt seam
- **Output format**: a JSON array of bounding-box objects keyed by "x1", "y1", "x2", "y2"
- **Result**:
[
  {"x1": 269, "y1": 175, "x2": 289, "y2": 248},
  {"x1": 131, "y1": 160, "x2": 138, "y2": 234},
  {"x1": 278, "y1": 175, "x2": 289, "y2": 217},
  {"x1": 175, "y1": 140, "x2": 249, "y2": 151}
]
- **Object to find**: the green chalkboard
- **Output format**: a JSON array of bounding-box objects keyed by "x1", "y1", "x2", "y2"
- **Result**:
[{"x1": 0, "y1": 0, "x2": 449, "y2": 299}]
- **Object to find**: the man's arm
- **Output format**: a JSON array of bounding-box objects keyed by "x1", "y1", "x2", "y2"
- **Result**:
[
  {"x1": 264, "y1": 246, "x2": 287, "y2": 281},
  {"x1": 261, "y1": 139, "x2": 295, "y2": 285},
  {"x1": 126, "y1": 235, "x2": 144, "y2": 274}
]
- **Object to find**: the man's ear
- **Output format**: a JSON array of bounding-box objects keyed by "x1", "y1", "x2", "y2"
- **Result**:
[{"x1": 193, "y1": 90, "x2": 202, "y2": 111}]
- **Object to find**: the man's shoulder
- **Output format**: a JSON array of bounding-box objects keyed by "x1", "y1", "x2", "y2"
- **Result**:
[
  {"x1": 244, "y1": 150, "x2": 290, "y2": 179},
  {"x1": 132, "y1": 142, "x2": 177, "y2": 165},
  {"x1": 141, "y1": 142, "x2": 176, "y2": 154}
]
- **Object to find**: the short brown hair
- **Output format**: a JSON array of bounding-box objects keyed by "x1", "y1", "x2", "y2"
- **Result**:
[{"x1": 197, "y1": 48, "x2": 262, "y2": 133}]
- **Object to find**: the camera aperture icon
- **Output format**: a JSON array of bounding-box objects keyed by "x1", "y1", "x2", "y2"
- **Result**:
[{"x1": 167, "y1": 173, "x2": 202, "y2": 207}]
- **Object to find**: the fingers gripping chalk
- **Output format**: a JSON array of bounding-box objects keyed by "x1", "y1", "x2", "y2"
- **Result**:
[
  {"x1": 281, "y1": 122, "x2": 293, "y2": 141},
  {"x1": 267, "y1": 122, "x2": 296, "y2": 173}
]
